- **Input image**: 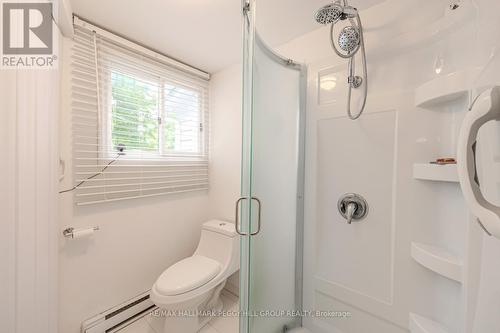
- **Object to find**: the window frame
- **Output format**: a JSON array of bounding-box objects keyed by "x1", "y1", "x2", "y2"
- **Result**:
[{"x1": 101, "y1": 63, "x2": 207, "y2": 161}]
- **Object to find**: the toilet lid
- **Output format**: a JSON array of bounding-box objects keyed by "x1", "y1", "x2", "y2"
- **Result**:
[{"x1": 155, "y1": 256, "x2": 221, "y2": 296}]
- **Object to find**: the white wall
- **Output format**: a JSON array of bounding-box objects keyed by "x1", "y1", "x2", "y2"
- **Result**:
[
  {"x1": 0, "y1": 42, "x2": 60, "y2": 333},
  {"x1": 0, "y1": 66, "x2": 17, "y2": 333},
  {"x1": 208, "y1": 64, "x2": 242, "y2": 221},
  {"x1": 207, "y1": 64, "x2": 242, "y2": 295},
  {"x1": 58, "y1": 36, "x2": 210, "y2": 333}
]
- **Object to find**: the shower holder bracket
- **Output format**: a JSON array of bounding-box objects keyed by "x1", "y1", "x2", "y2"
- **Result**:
[{"x1": 349, "y1": 75, "x2": 363, "y2": 88}]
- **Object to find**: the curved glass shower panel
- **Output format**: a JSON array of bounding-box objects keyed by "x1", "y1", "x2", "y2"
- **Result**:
[
  {"x1": 249, "y1": 37, "x2": 304, "y2": 333},
  {"x1": 240, "y1": 1, "x2": 306, "y2": 332}
]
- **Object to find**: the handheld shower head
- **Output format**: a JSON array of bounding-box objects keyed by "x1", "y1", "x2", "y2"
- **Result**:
[
  {"x1": 338, "y1": 26, "x2": 360, "y2": 53},
  {"x1": 314, "y1": 1, "x2": 368, "y2": 120},
  {"x1": 314, "y1": 3, "x2": 343, "y2": 25}
]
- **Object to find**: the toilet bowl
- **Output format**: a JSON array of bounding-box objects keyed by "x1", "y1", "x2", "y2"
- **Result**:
[{"x1": 150, "y1": 220, "x2": 239, "y2": 333}]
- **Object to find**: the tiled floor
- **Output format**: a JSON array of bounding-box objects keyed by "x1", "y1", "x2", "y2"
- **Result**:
[{"x1": 118, "y1": 290, "x2": 239, "y2": 333}]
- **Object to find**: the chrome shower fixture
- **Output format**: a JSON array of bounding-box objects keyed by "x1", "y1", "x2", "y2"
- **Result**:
[
  {"x1": 338, "y1": 26, "x2": 360, "y2": 53},
  {"x1": 314, "y1": 2, "x2": 358, "y2": 25},
  {"x1": 314, "y1": 3, "x2": 343, "y2": 25},
  {"x1": 315, "y1": 0, "x2": 367, "y2": 120}
]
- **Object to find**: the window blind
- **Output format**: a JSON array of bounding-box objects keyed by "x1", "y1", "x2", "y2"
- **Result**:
[{"x1": 71, "y1": 22, "x2": 209, "y2": 205}]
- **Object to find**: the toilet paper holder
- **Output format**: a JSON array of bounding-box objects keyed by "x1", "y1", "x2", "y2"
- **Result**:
[{"x1": 63, "y1": 226, "x2": 100, "y2": 238}]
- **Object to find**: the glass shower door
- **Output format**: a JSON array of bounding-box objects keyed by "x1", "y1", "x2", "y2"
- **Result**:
[{"x1": 239, "y1": 1, "x2": 306, "y2": 332}]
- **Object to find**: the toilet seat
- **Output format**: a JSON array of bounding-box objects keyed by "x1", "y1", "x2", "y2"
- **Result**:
[{"x1": 155, "y1": 255, "x2": 221, "y2": 296}]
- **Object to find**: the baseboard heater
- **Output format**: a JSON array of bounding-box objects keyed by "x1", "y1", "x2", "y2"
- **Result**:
[{"x1": 81, "y1": 291, "x2": 156, "y2": 333}]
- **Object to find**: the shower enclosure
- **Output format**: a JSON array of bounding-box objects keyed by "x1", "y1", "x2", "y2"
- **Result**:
[
  {"x1": 238, "y1": 1, "x2": 306, "y2": 332},
  {"x1": 238, "y1": 0, "x2": 500, "y2": 332}
]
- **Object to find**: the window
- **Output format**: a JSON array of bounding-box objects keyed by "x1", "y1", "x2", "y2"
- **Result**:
[
  {"x1": 71, "y1": 21, "x2": 209, "y2": 205},
  {"x1": 110, "y1": 71, "x2": 160, "y2": 154},
  {"x1": 163, "y1": 83, "x2": 202, "y2": 154},
  {"x1": 108, "y1": 71, "x2": 204, "y2": 158}
]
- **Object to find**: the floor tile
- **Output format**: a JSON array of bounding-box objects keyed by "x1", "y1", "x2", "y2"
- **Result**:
[
  {"x1": 209, "y1": 292, "x2": 239, "y2": 333},
  {"x1": 145, "y1": 312, "x2": 164, "y2": 333},
  {"x1": 209, "y1": 314, "x2": 239, "y2": 333},
  {"x1": 199, "y1": 323, "x2": 219, "y2": 333},
  {"x1": 221, "y1": 290, "x2": 239, "y2": 312}
]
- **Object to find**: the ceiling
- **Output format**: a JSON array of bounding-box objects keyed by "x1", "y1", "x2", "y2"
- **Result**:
[{"x1": 70, "y1": 0, "x2": 385, "y2": 74}]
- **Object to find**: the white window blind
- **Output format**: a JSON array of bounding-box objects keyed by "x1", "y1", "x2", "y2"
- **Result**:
[{"x1": 71, "y1": 22, "x2": 209, "y2": 205}]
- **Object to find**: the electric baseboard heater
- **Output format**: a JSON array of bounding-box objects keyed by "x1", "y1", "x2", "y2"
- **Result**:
[{"x1": 81, "y1": 291, "x2": 156, "y2": 333}]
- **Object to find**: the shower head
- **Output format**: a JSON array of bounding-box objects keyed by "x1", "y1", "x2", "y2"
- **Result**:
[
  {"x1": 315, "y1": 1, "x2": 368, "y2": 120},
  {"x1": 314, "y1": 2, "x2": 359, "y2": 25},
  {"x1": 314, "y1": 3, "x2": 343, "y2": 25},
  {"x1": 338, "y1": 26, "x2": 360, "y2": 53}
]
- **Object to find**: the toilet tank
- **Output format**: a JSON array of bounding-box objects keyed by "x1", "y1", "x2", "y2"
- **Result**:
[{"x1": 194, "y1": 220, "x2": 239, "y2": 276}]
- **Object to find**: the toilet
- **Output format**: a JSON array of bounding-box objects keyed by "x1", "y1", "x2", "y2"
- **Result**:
[{"x1": 150, "y1": 220, "x2": 239, "y2": 333}]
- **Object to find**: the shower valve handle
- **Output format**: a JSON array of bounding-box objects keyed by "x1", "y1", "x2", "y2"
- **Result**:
[
  {"x1": 338, "y1": 193, "x2": 368, "y2": 224},
  {"x1": 345, "y1": 202, "x2": 358, "y2": 224}
]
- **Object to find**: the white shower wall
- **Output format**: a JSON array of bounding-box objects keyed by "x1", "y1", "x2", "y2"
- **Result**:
[{"x1": 272, "y1": 0, "x2": 500, "y2": 332}]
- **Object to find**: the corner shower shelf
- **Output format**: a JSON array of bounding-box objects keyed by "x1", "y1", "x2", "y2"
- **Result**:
[
  {"x1": 411, "y1": 242, "x2": 463, "y2": 283},
  {"x1": 409, "y1": 313, "x2": 450, "y2": 333},
  {"x1": 413, "y1": 164, "x2": 459, "y2": 183},
  {"x1": 414, "y1": 68, "x2": 480, "y2": 108}
]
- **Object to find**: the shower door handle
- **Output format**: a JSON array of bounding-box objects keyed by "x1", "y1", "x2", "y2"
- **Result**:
[
  {"x1": 235, "y1": 197, "x2": 248, "y2": 236},
  {"x1": 457, "y1": 86, "x2": 500, "y2": 239},
  {"x1": 250, "y1": 197, "x2": 262, "y2": 236},
  {"x1": 235, "y1": 197, "x2": 262, "y2": 236}
]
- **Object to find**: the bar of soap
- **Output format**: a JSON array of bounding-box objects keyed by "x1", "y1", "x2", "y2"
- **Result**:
[{"x1": 430, "y1": 158, "x2": 456, "y2": 165}]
